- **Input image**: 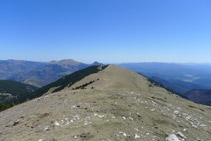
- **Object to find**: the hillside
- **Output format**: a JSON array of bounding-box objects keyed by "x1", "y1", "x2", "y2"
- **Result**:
[
  {"x1": 0, "y1": 60, "x2": 45, "y2": 79},
  {"x1": 0, "y1": 65, "x2": 210, "y2": 141},
  {"x1": 150, "y1": 76, "x2": 204, "y2": 94},
  {"x1": 9, "y1": 59, "x2": 89, "y2": 87},
  {"x1": 119, "y1": 62, "x2": 211, "y2": 90},
  {"x1": 31, "y1": 65, "x2": 108, "y2": 98},
  {"x1": 0, "y1": 80, "x2": 38, "y2": 111},
  {"x1": 185, "y1": 89, "x2": 211, "y2": 106}
]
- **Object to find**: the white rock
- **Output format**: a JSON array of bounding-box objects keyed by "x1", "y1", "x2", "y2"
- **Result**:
[
  {"x1": 176, "y1": 132, "x2": 186, "y2": 138},
  {"x1": 166, "y1": 134, "x2": 180, "y2": 141},
  {"x1": 98, "y1": 115, "x2": 105, "y2": 118},
  {"x1": 200, "y1": 124, "x2": 207, "y2": 127},
  {"x1": 54, "y1": 121, "x2": 60, "y2": 126},
  {"x1": 151, "y1": 108, "x2": 155, "y2": 112},
  {"x1": 74, "y1": 135, "x2": 78, "y2": 139},
  {"x1": 119, "y1": 131, "x2": 127, "y2": 137},
  {"x1": 84, "y1": 121, "x2": 88, "y2": 126},
  {"x1": 128, "y1": 117, "x2": 134, "y2": 120},
  {"x1": 192, "y1": 124, "x2": 197, "y2": 128},
  {"x1": 71, "y1": 105, "x2": 77, "y2": 109},
  {"x1": 174, "y1": 110, "x2": 179, "y2": 115},
  {"x1": 43, "y1": 126, "x2": 49, "y2": 131},
  {"x1": 135, "y1": 134, "x2": 140, "y2": 139},
  {"x1": 134, "y1": 128, "x2": 139, "y2": 132}
]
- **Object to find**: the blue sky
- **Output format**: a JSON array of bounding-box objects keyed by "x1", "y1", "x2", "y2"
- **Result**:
[{"x1": 0, "y1": 0, "x2": 211, "y2": 63}]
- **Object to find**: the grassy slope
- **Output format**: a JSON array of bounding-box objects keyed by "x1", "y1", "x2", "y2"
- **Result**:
[{"x1": 0, "y1": 65, "x2": 210, "y2": 140}]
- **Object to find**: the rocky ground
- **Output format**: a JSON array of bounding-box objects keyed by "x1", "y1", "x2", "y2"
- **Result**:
[{"x1": 0, "y1": 88, "x2": 211, "y2": 141}]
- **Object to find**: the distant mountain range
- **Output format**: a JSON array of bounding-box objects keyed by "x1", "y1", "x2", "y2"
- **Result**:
[
  {"x1": 119, "y1": 62, "x2": 211, "y2": 91},
  {"x1": 0, "y1": 60, "x2": 45, "y2": 79},
  {"x1": 0, "y1": 59, "x2": 103, "y2": 87}
]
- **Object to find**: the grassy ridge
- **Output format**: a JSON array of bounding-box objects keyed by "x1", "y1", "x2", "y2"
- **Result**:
[{"x1": 31, "y1": 65, "x2": 108, "y2": 98}]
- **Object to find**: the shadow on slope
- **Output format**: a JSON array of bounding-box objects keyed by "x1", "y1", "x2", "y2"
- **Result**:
[{"x1": 31, "y1": 65, "x2": 108, "y2": 98}]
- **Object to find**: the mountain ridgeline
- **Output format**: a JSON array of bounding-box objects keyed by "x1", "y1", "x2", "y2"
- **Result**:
[
  {"x1": 8, "y1": 59, "x2": 90, "y2": 87},
  {"x1": 31, "y1": 65, "x2": 108, "y2": 98},
  {"x1": 0, "y1": 65, "x2": 211, "y2": 141},
  {"x1": 0, "y1": 59, "x2": 100, "y2": 87},
  {"x1": 0, "y1": 65, "x2": 107, "y2": 111}
]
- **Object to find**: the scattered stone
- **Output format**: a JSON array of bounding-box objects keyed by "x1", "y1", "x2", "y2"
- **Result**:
[
  {"x1": 174, "y1": 110, "x2": 179, "y2": 115},
  {"x1": 166, "y1": 134, "x2": 180, "y2": 141},
  {"x1": 176, "y1": 132, "x2": 186, "y2": 139},
  {"x1": 54, "y1": 121, "x2": 60, "y2": 126},
  {"x1": 119, "y1": 131, "x2": 127, "y2": 137},
  {"x1": 135, "y1": 134, "x2": 140, "y2": 139},
  {"x1": 11, "y1": 120, "x2": 20, "y2": 126},
  {"x1": 128, "y1": 117, "x2": 134, "y2": 120},
  {"x1": 200, "y1": 124, "x2": 207, "y2": 128},
  {"x1": 151, "y1": 108, "x2": 155, "y2": 111},
  {"x1": 71, "y1": 105, "x2": 77, "y2": 109},
  {"x1": 192, "y1": 124, "x2": 197, "y2": 128},
  {"x1": 43, "y1": 126, "x2": 50, "y2": 131},
  {"x1": 134, "y1": 128, "x2": 139, "y2": 132}
]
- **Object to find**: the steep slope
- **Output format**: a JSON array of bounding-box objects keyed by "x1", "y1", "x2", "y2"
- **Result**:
[
  {"x1": 10, "y1": 59, "x2": 89, "y2": 87},
  {"x1": 0, "y1": 80, "x2": 38, "y2": 111},
  {"x1": 0, "y1": 65, "x2": 211, "y2": 141},
  {"x1": 185, "y1": 89, "x2": 211, "y2": 106}
]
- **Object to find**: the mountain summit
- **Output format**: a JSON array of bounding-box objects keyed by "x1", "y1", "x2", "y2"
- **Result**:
[{"x1": 0, "y1": 65, "x2": 210, "y2": 141}]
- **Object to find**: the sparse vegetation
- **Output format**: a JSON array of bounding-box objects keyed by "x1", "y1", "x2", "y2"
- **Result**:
[
  {"x1": 72, "y1": 80, "x2": 97, "y2": 90},
  {"x1": 32, "y1": 65, "x2": 108, "y2": 98}
]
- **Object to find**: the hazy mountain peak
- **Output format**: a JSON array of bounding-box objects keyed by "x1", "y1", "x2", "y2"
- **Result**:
[
  {"x1": 50, "y1": 59, "x2": 84, "y2": 66},
  {"x1": 91, "y1": 61, "x2": 104, "y2": 66}
]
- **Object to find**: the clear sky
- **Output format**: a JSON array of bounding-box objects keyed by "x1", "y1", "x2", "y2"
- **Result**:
[{"x1": 0, "y1": 0, "x2": 211, "y2": 63}]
